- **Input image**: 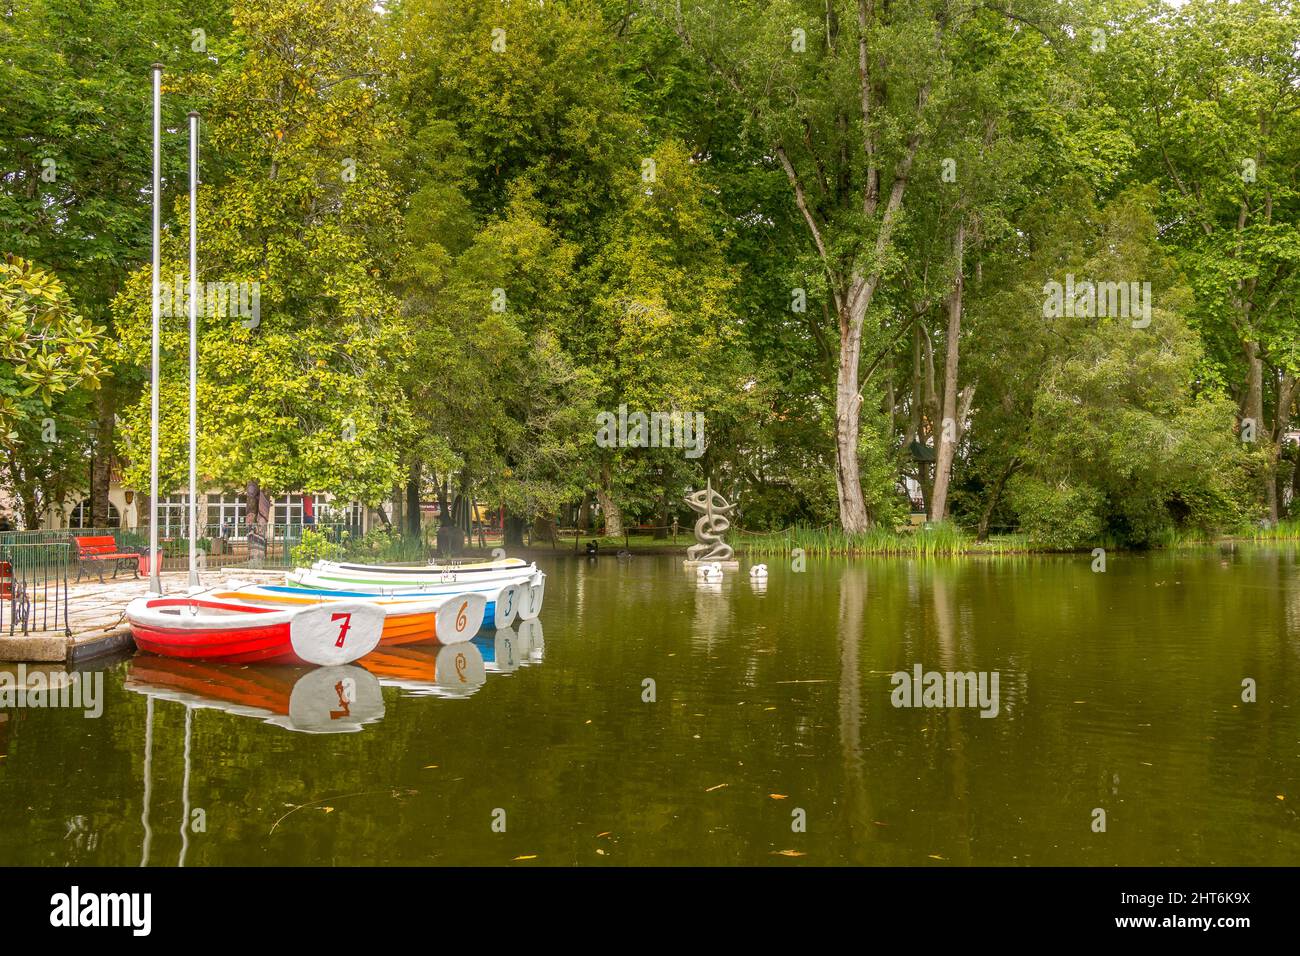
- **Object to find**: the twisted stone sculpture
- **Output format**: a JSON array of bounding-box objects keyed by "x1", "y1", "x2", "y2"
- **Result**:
[{"x1": 684, "y1": 482, "x2": 734, "y2": 562}]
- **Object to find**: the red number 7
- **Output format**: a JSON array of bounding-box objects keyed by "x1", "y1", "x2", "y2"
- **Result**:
[{"x1": 331, "y1": 612, "x2": 353, "y2": 648}]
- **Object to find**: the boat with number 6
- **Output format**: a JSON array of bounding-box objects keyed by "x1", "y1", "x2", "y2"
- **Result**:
[
  {"x1": 126, "y1": 595, "x2": 385, "y2": 666},
  {"x1": 211, "y1": 585, "x2": 487, "y2": 645}
]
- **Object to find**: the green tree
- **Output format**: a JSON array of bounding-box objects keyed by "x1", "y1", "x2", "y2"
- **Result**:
[
  {"x1": 0, "y1": 255, "x2": 107, "y2": 526},
  {"x1": 112, "y1": 0, "x2": 412, "y2": 538},
  {"x1": 0, "y1": 0, "x2": 232, "y2": 523},
  {"x1": 970, "y1": 184, "x2": 1250, "y2": 547},
  {"x1": 1102, "y1": 0, "x2": 1300, "y2": 523}
]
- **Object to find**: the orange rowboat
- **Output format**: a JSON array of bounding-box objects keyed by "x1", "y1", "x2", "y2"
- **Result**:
[{"x1": 212, "y1": 585, "x2": 486, "y2": 647}]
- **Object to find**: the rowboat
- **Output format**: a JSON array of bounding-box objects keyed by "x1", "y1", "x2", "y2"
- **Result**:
[
  {"x1": 305, "y1": 558, "x2": 539, "y2": 588},
  {"x1": 288, "y1": 567, "x2": 546, "y2": 622},
  {"x1": 360, "y1": 642, "x2": 487, "y2": 698},
  {"x1": 326, "y1": 557, "x2": 530, "y2": 574},
  {"x1": 126, "y1": 595, "x2": 384, "y2": 665},
  {"x1": 125, "y1": 657, "x2": 385, "y2": 734},
  {"x1": 255, "y1": 580, "x2": 522, "y2": 630},
  {"x1": 211, "y1": 584, "x2": 486, "y2": 646}
]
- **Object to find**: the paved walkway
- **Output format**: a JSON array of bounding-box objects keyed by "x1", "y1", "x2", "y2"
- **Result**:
[{"x1": 1, "y1": 568, "x2": 289, "y2": 663}]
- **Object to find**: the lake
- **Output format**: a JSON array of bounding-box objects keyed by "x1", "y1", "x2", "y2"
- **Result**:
[{"x1": 1, "y1": 548, "x2": 1297, "y2": 866}]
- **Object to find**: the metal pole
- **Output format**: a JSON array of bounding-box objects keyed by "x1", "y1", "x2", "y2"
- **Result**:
[
  {"x1": 149, "y1": 64, "x2": 163, "y2": 595},
  {"x1": 187, "y1": 111, "x2": 199, "y2": 588}
]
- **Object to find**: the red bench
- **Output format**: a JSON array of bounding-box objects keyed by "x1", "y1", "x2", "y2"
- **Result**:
[{"x1": 73, "y1": 535, "x2": 139, "y2": 583}]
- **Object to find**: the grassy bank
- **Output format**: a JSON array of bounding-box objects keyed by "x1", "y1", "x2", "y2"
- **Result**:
[
  {"x1": 737, "y1": 524, "x2": 1030, "y2": 557},
  {"x1": 734, "y1": 520, "x2": 1300, "y2": 557},
  {"x1": 302, "y1": 519, "x2": 1300, "y2": 564}
]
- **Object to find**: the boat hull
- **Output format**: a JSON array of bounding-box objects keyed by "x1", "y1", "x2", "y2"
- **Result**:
[
  {"x1": 127, "y1": 597, "x2": 384, "y2": 665},
  {"x1": 327, "y1": 557, "x2": 529, "y2": 574},
  {"x1": 279, "y1": 575, "x2": 538, "y2": 625},
  {"x1": 299, "y1": 561, "x2": 538, "y2": 589},
  {"x1": 215, "y1": 586, "x2": 488, "y2": 645}
]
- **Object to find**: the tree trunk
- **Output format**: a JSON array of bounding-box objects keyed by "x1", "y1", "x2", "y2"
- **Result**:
[
  {"x1": 391, "y1": 482, "x2": 404, "y2": 535},
  {"x1": 1290, "y1": 441, "x2": 1300, "y2": 520},
  {"x1": 406, "y1": 460, "x2": 421, "y2": 538},
  {"x1": 504, "y1": 513, "x2": 526, "y2": 548},
  {"x1": 21, "y1": 487, "x2": 39, "y2": 530},
  {"x1": 436, "y1": 476, "x2": 451, "y2": 528},
  {"x1": 90, "y1": 390, "x2": 115, "y2": 526},
  {"x1": 532, "y1": 514, "x2": 556, "y2": 543},
  {"x1": 834, "y1": 305, "x2": 871, "y2": 533},
  {"x1": 596, "y1": 460, "x2": 623, "y2": 536},
  {"x1": 909, "y1": 320, "x2": 933, "y2": 516},
  {"x1": 576, "y1": 492, "x2": 591, "y2": 533},
  {"x1": 930, "y1": 220, "x2": 965, "y2": 523},
  {"x1": 976, "y1": 459, "x2": 1018, "y2": 542},
  {"x1": 1242, "y1": 341, "x2": 1273, "y2": 523},
  {"x1": 245, "y1": 480, "x2": 269, "y2": 564},
  {"x1": 1270, "y1": 372, "x2": 1297, "y2": 523},
  {"x1": 653, "y1": 490, "x2": 670, "y2": 539}
]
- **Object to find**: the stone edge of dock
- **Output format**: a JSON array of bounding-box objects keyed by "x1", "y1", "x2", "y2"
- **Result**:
[{"x1": 0, "y1": 628, "x2": 135, "y2": 665}]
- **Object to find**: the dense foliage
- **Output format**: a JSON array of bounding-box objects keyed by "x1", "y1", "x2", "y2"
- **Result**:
[{"x1": 2, "y1": 0, "x2": 1297, "y2": 548}]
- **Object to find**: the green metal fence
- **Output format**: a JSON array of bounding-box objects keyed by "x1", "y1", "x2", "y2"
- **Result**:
[
  {"x1": 0, "y1": 540, "x2": 71, "y2": 636},
  {"x1": 0, "y1": 519, "x2": 373, "y2": 637},
  {"x1": 2, "y1": 520, "x2": 364, "y2": 574}
]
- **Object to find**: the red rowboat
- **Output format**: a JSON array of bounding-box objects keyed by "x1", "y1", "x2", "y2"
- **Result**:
[{"x1": 126, "y1": 595, "x2": 384, "y2": 665}]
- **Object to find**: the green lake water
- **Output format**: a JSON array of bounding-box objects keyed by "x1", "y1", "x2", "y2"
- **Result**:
[{"x1": 1, "y1": 549, "x2": 1298, "y2": 866}]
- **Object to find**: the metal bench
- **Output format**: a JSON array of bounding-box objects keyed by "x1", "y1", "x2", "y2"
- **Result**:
[{"x1": 73, "y1": 535, "x2": 140, "y2": 583}]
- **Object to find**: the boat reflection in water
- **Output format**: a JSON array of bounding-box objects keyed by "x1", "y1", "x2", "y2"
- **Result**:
[
  {"x1": 125, "y1": 657, "x2": 385, "y2": 734},
  {"x1": 360, "y1": 641, "x2": 487, "y2": 699},
  {"x1": 475, "y1": 619, "x2": 545, "y2": 674}
]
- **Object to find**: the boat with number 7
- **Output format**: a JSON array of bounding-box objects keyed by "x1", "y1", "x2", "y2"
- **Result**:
[{"x1": 126, "y1": 595, "x2": 385, "y2": 666}]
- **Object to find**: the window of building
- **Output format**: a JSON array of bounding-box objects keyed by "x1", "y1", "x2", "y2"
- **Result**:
[
  {"x1": 207, "y1": 493, "x2": 246, "y2": 538},
  {"x1": 273, "y1": 494, "x2": 330, "y2": 530},
  {"x1": 68, "y1": 500, "x2": 121, "y2": 529},
  {"x1": 155, "y1": 494, "x2": 193, "y2": 538}
]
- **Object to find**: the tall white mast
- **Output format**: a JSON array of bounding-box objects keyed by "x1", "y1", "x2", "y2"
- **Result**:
[
  {"x1": 188, "y1": 111, "x2": 200, "y2": 588},
  {"x1": 149, "y1": 64, "x2": 163, "y2": 595}
]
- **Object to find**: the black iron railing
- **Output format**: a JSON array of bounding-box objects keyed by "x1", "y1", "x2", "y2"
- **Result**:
[{"x1": 0, "y1": 540, "x2": 71, "y2": 636}]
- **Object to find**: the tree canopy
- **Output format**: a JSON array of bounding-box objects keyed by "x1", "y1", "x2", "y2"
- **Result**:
[{"x1": 2, "y1": 0, "x2": 1297, "y2": 547}]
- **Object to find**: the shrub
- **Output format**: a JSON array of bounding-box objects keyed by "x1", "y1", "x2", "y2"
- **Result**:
[{"x1": 291, "y1": 527, "x2": 346, "y2": 566}]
